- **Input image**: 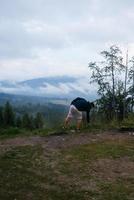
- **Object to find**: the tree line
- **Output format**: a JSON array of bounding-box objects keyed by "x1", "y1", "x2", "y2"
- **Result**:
[
  {"x1": 89, "y1": 45, "x2": 134, "y2": 122},
  {"x1": 0, "y1": 101, "x2": 44, "y2": 129}
]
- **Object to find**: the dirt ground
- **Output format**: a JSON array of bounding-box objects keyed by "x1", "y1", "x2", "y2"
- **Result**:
[
  {"x1": 0, "y1": 131, "x2": 134, "y2": 200},
  {"x1": 0, "y1": 131, "x2": 133, "y2": 151}
]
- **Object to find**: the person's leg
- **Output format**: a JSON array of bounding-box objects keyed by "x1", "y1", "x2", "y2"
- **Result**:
[
  {"x1": 76, "y1": 111, "x2": 83, "y2": 130},
  {"x1": 63, "y1": 105, "x2": 73, "y2": 128},
  {"x1": 76, "y1": 119, "x2": 82, "y2": 130}
]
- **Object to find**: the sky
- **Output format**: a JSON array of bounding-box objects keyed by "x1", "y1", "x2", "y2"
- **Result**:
[{"x1": 0, "y1": 0, "x2": 134, "y2": 82}]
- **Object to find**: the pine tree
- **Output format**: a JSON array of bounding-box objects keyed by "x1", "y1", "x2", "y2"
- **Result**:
[
  {"x1": 3, "y1": 101, "x2": 15, "y2": 127},
  {"x1": 16, "y1": 116, "x2": 22, "y2": 128},
  {"x1": 29, "y1": 115, "x2": 34, "y2": 130},
  {"x1": 22, "y1": 113, "x2": 34, "y2": 130},
  {"x1": 34, "y1": 112, "x2": 44, "y2": 129},
  {"x1": 22, "y1": 113, "x2": 30, "y2": 129},
  {"x1": 0, "y1": 106, "x2": 3, "y2": 127}
]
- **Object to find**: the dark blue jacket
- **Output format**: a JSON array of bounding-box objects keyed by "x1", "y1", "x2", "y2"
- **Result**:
[{"x1": 71, "y1": 97, "x2": 92, "y2": 123}]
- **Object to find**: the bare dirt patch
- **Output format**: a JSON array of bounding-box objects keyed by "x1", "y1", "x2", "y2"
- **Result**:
[
  {"x1": 0, "y1": 131, "x2": 133, "y2": 151},
  {"x1": 91, "y1": 157, "x2": 134, "y2": 182}
]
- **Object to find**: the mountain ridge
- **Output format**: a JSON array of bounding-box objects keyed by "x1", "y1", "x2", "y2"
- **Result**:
[{"x1": 0, "y1": 75, "x2": 97, "y2": 100}]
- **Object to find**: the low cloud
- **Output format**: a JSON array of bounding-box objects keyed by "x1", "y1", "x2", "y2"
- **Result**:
[{"x1": 0, "y1": 76, "x2": 97, "y2": 100}]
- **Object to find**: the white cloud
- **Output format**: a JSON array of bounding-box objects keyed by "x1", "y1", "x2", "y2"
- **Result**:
[
  {"x1": 0, "y1": 77, "x2": 97, "y2": 100},
  {"x1": 0, "y1": 0, "x2": 134, "y2": 89}
]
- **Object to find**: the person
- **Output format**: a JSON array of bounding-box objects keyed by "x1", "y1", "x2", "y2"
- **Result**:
[{"x1": 64, "y1": 97, "x2": 94, "y2": 130}]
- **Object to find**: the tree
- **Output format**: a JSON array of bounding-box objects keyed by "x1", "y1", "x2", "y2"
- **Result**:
[
  {"x1": 123, "y1": 49, "x2": 129, "y2": 118},
  {"x1": 89, "y1": 45, "x2": 125, "y2": 120},
  {"x1": 34, "y1": 112, "x2": 44, "y2": 129},
  {"x1": 128, "y1": 56, "x2": 134, "y2": 112},
  {"x1": 0, "y1": 106, "x2": 3, "y2": 127},
  {"x1": 3, "y1": 101, "x2": 15, "y2": 127},
  {"x1": 16, "y1": 116, "x2": 22, "y2": 128},
  {"x1": 22, "y1": 113, "x2": 35, "y2": 130},
  {"x1": 22, "y1": 113, "x2": 30, "y2": 128}
]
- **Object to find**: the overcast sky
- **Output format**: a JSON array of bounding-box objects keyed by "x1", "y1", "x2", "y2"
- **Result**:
[{"x1": 0, "y1": 0, "x2": 134, "y2": 81}]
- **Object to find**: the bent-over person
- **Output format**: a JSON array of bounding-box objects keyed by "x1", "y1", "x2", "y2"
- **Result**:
[{"x1": 64, "y1": 97, "x2": 94, "y2": 130}]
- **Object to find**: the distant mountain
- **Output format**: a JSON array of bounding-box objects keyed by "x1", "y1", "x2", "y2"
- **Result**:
[
  {"x1": 0, "y1": 92, "x2": 69, "y2": 106},
  {"x1": 20, "y1": 76, "x2": 77, "y2": 87},
  {"x1": 0, "y1": 80, "x2": 17, "y2": 88},
  {"x1": 0, "y1": 76, "x2": 97, "y2": 100}
]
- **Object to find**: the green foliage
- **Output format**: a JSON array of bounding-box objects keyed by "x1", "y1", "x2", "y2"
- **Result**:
[
  {"x1": 0, "y1": 127, "x2": 21, "y2": 137},
  {"x1": 128, "y1": 56, "x2": 134, "y2": 112},
  {"x1": 0, "y1": 101, "x2": 49, "y2": 132},
  {"x1": 3, "y1": 101, "x2": 15, "y2": 127},
  {"x1": 121, "y1": 113, "x2": 134, "y2": 128},
  {"x1": 34, "y1": 112, "x2": 44, "y2": 129},
  {"x1": 89, "y1": 45, "x2": 134, "y2": 122},
  {"x1": 0, "y1": 106, "x2": 3, "y2": 125},
  {"x1": 89, "y1": 45, "x2": 124, "y2": 96},
  {"x1": 16, "y1": 116, "x2": 22, "y2": 128},
  {"x1": 22, "y1": 113, "x2": 34, "y2": 130},
  {"x1": 22, "y1": 113, "x2": 30, "y2": 128}
]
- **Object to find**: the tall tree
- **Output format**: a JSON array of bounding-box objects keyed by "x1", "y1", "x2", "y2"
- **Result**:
[
  {"x1": 128, "y1": 56, "x2": 134, "y2": 112},
  {"x1": 3, "y1": 102, "x2": 15, "y2": 126},
  {"x1": 34, "y1": 112, "x2": 44, "y2": 129},
  {"x1": 0, "y1": 106, "x2": 3, "y2": 126},
  {"x1": 89, "y1": 45, "x2": 125, "y2": 119},
  {"x1": 16, "y1": 116, "x2": 22, "y2": 128},
  {"x1": 22, "y1": 113, "x2": 35, "y2": 130},
  {"x1": 123, "y1": 49, "x2": 129, "y2": 118},
  {"x1": 22, "y1": 113, "x2": 31, "y2": 129}
]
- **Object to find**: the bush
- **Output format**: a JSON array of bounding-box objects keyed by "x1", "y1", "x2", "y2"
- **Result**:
[
  {"x1": 121, "y1": 113, "x2": 134, "y2": 128},
  {"x1": 0, "y1": 127, "x2": 21, "y2": 135}
]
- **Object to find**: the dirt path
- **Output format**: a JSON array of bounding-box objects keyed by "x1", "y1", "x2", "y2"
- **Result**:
[{"x1": 0, "y1": 131, "x2": 133, "y2": 152}]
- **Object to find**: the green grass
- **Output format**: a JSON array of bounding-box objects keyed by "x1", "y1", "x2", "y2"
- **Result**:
[
  {"x1": 98, "y1": 179, "x2": 134, "y2": 200},
  {"x1": 62, "y1": 141, "x2": 134, "y2": 161},
  {"x1": 0, "y1": 145, "x2": 88, "y2": 200},
  {"x1": 0, "y1": 127, "x2": 67, "y2": 139},
  {"x1": 0, "y1": 120, "x2": 123, "y2": 140},
  {"x1": 0, "y1": 137, "x2": 134, "y2": 199}
]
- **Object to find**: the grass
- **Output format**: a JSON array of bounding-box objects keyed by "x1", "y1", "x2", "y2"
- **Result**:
[
  {"x1": 62, "y1": 141, "x2": 134, "y2": 161},
  {"x1": 0, "y1": 126, "x2": 66, "y2": 139},
  {"x1": 0, "y1": 145, "x2": 88, "y2": 200},
  {"x1": 0, "y1": 120, "x2": 122, "y2": 140},
  {"x1": 97, "y1": 180, "x2": 134, "y2": 200},
  {"x1": 0, "y1": 135, "x2": 134, "y2": 199}
]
